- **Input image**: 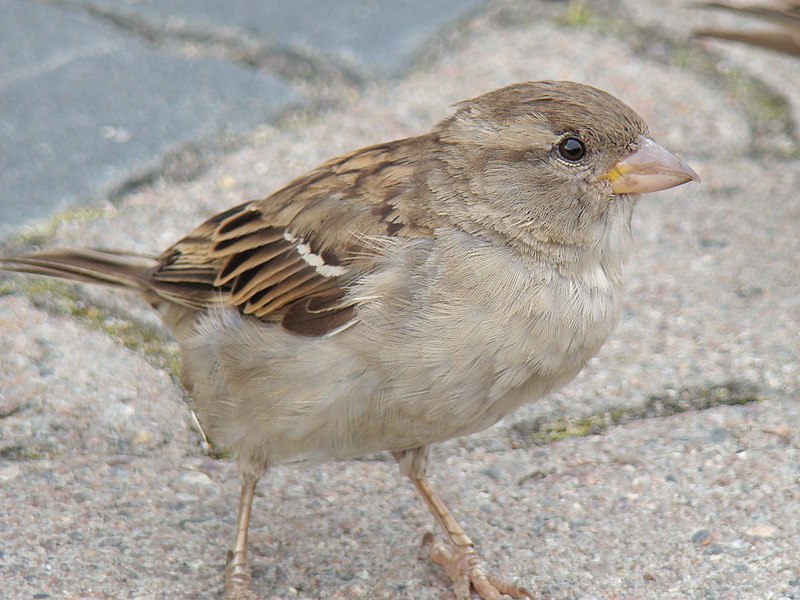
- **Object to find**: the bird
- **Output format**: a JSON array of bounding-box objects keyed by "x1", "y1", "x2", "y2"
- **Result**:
[
  {"x1": 693, "y1": 1, "x2": 800, "y2": 57},
  {"x1": 0, "y1": 80, "x2": 699, "y2": 600}
]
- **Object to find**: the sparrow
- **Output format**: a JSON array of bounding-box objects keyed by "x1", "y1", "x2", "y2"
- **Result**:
[
  {"x1": 0, "y1": 81, "x2": 699, "y2": 600},
  {"x1": 693, "y1": 1, "x2": 800, "y2": 57}
]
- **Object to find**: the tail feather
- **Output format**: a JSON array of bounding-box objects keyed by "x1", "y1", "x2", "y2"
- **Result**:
[{"x1": 0, "y1": 248, "x2": 159, "y2": 291}]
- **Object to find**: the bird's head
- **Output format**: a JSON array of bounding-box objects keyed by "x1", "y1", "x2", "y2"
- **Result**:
[{"x1": 432, "y1": 80, "x2": 699, "y2": 254}]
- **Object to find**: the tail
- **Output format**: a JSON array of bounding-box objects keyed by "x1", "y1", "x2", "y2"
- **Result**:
[{"x1": 0, "y1": 248, "x2": 159, "y2": 291}]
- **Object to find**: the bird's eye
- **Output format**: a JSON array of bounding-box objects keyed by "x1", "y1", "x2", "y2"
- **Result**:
[{"x1": 557, "y1": 137, "x2": 587, "y2": 162}]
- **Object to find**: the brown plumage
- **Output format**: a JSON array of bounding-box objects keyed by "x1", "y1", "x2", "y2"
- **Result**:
[
  {"x1": 0, "y1": 81, "x2": 699, "y2": 600},
  {"x1": 694, "y1": 1, "x2": 800, "y2": 57}
]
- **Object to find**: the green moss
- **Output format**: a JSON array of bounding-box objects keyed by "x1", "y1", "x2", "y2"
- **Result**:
[
  {"x1": 723, "y1": 70, "x2": 792, "y2": 136},
  {"x1": 8, "y1": 205, "x2": 113, "y2": 249},
  {"x1": 206, "y1": 446, "x2": 233, "y2": 460},
  {"x1": 511, "y1": 381, "x2": 761, "y2": 448},
  {"x1": 15, "y1": 278, "x2": 180, "y2": 376},
  {"x1": 0, "y1": 280, "x2": 16, "y2": 297},
  {"x1": 672, "y1": 47, "x2": 694, "y2": 69},
  {"x1": 0, "y1": 444, "x2": 56, "y2": 461},
  {"x1": 559, "y1": 1, "x2": 593, "y2": 27}
]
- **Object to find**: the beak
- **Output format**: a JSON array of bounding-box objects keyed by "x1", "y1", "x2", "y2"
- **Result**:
[{"x1": 599, "y1": 137, "x2": 700, "y2": 194}]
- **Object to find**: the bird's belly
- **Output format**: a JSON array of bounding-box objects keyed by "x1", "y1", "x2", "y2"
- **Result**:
[
  {"x1": 183, "y1": 243, "x2": 621, "y2": 468},
  {"x1": 382, "y1": 301, "x2": 614, "y2": 449},
  {"x1": 295, "y1": 265, "x2": 619, "y2": 460}
]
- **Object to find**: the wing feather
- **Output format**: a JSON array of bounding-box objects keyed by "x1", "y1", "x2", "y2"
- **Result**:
[{"x1": 145, "y1": 136, "x2": 438, "y2": 335}]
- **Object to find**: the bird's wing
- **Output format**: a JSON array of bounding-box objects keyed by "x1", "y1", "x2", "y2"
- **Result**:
[{"x1": 149, "y1": 137, "x2": 435, "y2": 336}]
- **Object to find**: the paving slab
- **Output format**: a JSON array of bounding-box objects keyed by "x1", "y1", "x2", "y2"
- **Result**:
[
  {"x1": 75, "y1": 0, "x2": 488, "y2": 76},
  {"x1": 0, "y1": 0, "x2": 798, "y2": 599},
  {"x1": 0, "y1": 0, "x2": 298, "y2": 237}
]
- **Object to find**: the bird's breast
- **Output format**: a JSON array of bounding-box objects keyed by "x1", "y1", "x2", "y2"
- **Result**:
[
  {"x1": 183, "y1": 231, "x2": 626, "y2": 467},
  {"x1": 345, "y1": 230, "x2": 624, "y2": 447}
]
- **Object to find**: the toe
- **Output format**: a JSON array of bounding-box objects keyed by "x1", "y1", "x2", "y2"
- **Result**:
[
  {"x1": 224, "y1": 550, "x2": 260, "y2": 600},
  {"x1": 424, "y1": 536, "x2": 533, "y2": 600}
]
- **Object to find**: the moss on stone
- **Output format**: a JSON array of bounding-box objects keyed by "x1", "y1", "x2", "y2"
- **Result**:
[
  {"x1": 8, "y1": 205, "x2": 113, "y2": 249},
  {"x1": 14, "y1": 278, "x2": 179, "y2": 377},
  {"x1": 511, "y1": 380, "x2": 761, "y2": 448}
]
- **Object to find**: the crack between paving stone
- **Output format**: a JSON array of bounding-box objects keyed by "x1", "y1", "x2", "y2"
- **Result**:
[
  {"x1": 342, "y1": 381, "x2": 765, "y2": 466},
  {"x1": 104, "y1": 134, "x2": 250, "y2": 205},
  {"x1": 43, "y1": 0, "x2": 365, "y2": 88},
  {"x1": 102, "y1": 89, "x2": 336, "y2": 204},
  {"x1": 13, "y1": 0, "x2": 381, "y2": 243},
  {"x1": 506, "y1": 380, "x2": 763, "y2": 450},
  {"x1": 0, "y1": 404, "x2": 26, "y2": 420},
  {"x1": 14, "y1": 0, "x2": 497, "y2": 245},
  {"x1": 7, "y1": 278, "x2": 180, "y2": 377}
]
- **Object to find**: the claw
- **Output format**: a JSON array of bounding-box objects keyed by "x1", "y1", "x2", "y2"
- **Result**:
[
  {"x1": 224, "y1": 549, "x2": 260, "y2": 600},
  {"x1": 427, "y1": 537, "x2": 534, "y2": 600}
]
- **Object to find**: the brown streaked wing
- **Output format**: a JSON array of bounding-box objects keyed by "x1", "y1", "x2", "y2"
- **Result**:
[{"x1": 146, "y1": 136, "x2": 436, "y2": 335}]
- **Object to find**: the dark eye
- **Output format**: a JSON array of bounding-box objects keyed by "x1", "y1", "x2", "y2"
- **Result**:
[{"x1": 557, "y1": 137, "x2": 587, "y2": 162}]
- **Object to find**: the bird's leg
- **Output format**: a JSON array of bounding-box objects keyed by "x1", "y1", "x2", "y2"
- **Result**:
[
  {"x1": 224, "y1": 473, "x2": 260, "y2": 600},
  {"x1": 395, "y1": 449, "x2": 533, "y2": 600},
  {"x1": 411, "y1": 477, "x2": 534, "y2": 600}
]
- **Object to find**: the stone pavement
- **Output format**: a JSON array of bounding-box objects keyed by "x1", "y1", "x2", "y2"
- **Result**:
[
  {"x1": 0, "y1": 0, "x2": 485, "y2": 237},
  {"x1": 1, "y1": 1, "x2": 799, "y2": 599}
]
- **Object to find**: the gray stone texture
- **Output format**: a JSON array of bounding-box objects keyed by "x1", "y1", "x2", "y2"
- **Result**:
[
  {"x1": 0, "y1": 0, "x2": 799, "y2": 599},
  {"x1": 78, "y1": 0, "x2": 488, "y2": 74},
  {"x1": 0, "y1": 0, "x2": 486, "y2": 238},
  {"x1": 0, "y1": 0, "x2": 298, "y2": 236}
]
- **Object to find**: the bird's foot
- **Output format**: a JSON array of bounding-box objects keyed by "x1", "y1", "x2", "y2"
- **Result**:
[
  {"x1": 424, "y1": 533, "x2": 534, "y2": 600},
  {"x1": 224, "y1": 550, "x2": 260, "y2": 600}
]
